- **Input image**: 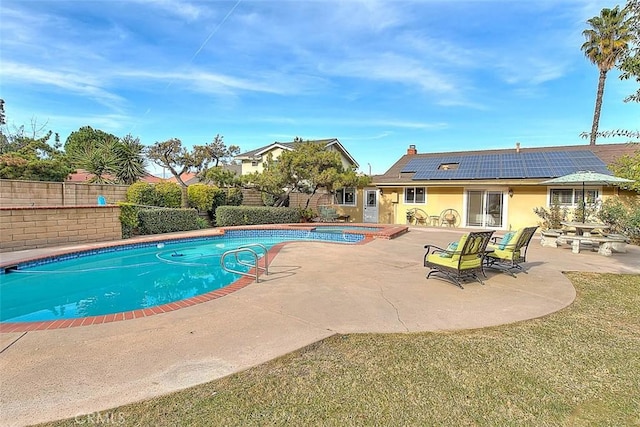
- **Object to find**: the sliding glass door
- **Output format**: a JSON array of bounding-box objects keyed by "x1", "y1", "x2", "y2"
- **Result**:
[{"x1": 466, "y1": 190, "x2": 504, "y2": 228}]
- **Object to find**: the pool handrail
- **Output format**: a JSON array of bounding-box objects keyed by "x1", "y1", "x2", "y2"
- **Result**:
[{"x1": 220, "y1": 243, "x2": 268, "y2": 283}]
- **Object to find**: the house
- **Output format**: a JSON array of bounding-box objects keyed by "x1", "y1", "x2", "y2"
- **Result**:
[
  {"x1": 235, "y1": 138, "x2": 366, "y2": 212},
  {"x1": 371, "y1": 143, "x2": 639, "y2": 230},
  {"x1": 235, "y1": 138, "x2": 359, "y2": 175}
]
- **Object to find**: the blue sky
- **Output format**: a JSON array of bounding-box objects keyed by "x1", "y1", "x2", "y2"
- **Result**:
[{"x1": 1, "y1": 0, "x2": 638, "y2": 176}]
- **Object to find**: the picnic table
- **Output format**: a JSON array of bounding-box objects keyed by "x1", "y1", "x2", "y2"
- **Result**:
[{"x1": 560, "y1": 221, "x2": 610, "y2": 237}]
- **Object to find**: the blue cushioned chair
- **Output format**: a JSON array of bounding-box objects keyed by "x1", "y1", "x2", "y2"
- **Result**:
[{"x1": 484, "y1": 226, "x2": 538, "y2": 277}]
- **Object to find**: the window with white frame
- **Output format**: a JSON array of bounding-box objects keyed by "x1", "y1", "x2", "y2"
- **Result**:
[
  {"x1": 335, "y1": 187, "x2": 356, "y2": 206},
  {"x1": 549, "y1": 188, "x2": 599, "y2": 206},
  {"x1": 404, "y1": 187, "x2": 426, "y2": 204}
]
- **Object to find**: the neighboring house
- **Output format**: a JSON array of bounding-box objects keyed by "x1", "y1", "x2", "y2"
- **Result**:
[
  {"x1": 235, "y1": 138, "x2": 359, "y2": 175},
  {"x1": 236, "y1": 138, "x2": 365, "y2": 214},
  {"x1": 371, "y1": 143, "x2": 639, "y2": 230}
]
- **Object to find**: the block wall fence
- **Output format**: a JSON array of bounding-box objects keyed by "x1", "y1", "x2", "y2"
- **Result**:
[
  {"x1": 0, "y1": 206, "x2": 122, "y2": 252},
  {"x1": 0, "y1": 179, "x2": 129, "y2": 207}
]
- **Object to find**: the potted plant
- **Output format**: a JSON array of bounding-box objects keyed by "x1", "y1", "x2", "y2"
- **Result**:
[
  {"x1": 406, "y1": 209, "x2": 415, "y2": 225},
  {"x1": 298, "y1": 207, "x2": 315, "y2": 223}
]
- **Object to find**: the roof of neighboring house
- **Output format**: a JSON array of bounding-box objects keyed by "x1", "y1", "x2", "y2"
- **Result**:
[
  {"x1": 166, "y1": 171, "x2": 200, "y2": 185},
  {"x1": 236, "y1": 138, "x2": 359, "y2": 168},
  {"x1": 375, "y1": 143, "x2": 639, "y2": 185},
  {"x1": 66, "y1": 169, "x2": 163, "y2": 183}
]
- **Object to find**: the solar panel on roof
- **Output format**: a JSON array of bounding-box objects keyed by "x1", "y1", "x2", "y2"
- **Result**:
[{"x1": 407, "y1": 149, "x2": 607, "y2": 180}]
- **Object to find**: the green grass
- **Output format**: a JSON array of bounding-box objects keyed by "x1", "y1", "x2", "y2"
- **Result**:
[{"x1": 41, "y1": 273, "x2": 640, "y2": 427}]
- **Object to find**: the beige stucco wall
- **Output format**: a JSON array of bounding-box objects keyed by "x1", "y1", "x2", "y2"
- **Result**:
[
  {"x1": 0, "y1": 206, "x2": 122, "y2": 252},
  {"x1": 377, "y1": 184, "x2": 635, "y2": 231},
  {"x1": 0, "y1": 179, "x2": 128, "y2": 207}
]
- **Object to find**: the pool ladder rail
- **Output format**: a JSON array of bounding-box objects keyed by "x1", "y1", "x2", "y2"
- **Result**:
[{"x1": 220, "y1": 243, "x2": 269, "y2": 283}]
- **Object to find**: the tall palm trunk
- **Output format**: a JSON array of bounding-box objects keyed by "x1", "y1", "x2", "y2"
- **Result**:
[{"x1": 589, "y1": 69, "x2": 608, "y2": 145}]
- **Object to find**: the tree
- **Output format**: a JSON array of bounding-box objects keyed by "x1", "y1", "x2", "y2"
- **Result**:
[
  {"x1": 146, "y1": 136, "x2": 235, "y2": 207},
  {"x1": 65, "y1": 127, "x2": 146, "y2": 184},
  {"x1": 609, "y1": 148, "x2": 640, "y2": 191},
  {"x1": 0, "y1": 103, "x2": 73, "y2": 181},
  {"x1": 242, "y1": 139, "x2": 370, "y2": 208},
  {"x1": 196, "y1": 134, "x2": 240, "y2": 170},
  {"x1": 113, "y1": 134, "x2": 146, "y2": 185},
  {"x1": 582, "y1": 6, "x2": 633, "y2": 145},
  {"x1": 64, "y1": 126, "x2": 119, "y2": 161}
]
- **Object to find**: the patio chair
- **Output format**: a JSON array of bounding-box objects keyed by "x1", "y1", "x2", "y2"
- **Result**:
[
  {"x1": 424, "y1": 230, "x2": 495, "y2": 289},
  {"x1": 97, "y1": 195, "x2": 107, "y2": 206},
  {"x1": 484, "y1": 226, "x2": 538, "y2": 277},
  {"x1": 318, "y1": 205, "x2": 339, "y2": 222},
  {"x1": 408, "y1": 208, "x2": 428, "y2": 226}
]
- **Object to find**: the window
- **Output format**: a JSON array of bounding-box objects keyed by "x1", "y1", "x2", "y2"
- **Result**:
[
  {"x1": 438, "y1": 162, "x2": 459, "y2": 171},
  {"x1": 404, "y1": 187, "x2": 426, "y2": 204},
  {"x1": 336, "y1": 188, "x2": 356, "y2": 206},
  {"x1": 550, "y1": 188, "x2": 598, "y2": 206}
]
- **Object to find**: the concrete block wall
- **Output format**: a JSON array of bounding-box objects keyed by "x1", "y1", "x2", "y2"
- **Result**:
[
  {"x1": 0, "y1": 206, "x2": 122, "y2": 252},
  {"x1": 0, "y1": 179, "x2": 128, "y2": 207}
]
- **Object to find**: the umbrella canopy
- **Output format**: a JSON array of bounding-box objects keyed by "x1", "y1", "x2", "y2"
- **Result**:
[
  {"x1": 541, "y1": 171, "x2": 634, "y2": 222},
  {"x1": 541, "y1": 171, "x2": 634, "y2": 186}
]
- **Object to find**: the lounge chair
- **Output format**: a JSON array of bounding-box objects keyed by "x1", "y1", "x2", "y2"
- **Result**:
[
  {"x1": 484, "y1": 226, "x2": 538, "y2": 277},
  {"x1": 424, "y1": 231, "x2": 494, "y2": 289}
]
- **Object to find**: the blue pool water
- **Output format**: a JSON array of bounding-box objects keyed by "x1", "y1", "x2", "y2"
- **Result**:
[{"x1": 0, "y1": 229, "x2": 365, "y2": 323}]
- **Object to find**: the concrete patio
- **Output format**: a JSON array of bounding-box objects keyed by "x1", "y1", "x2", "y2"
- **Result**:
[{"x1": 1, "y1": 226, "x2": 639, "y2": 426}]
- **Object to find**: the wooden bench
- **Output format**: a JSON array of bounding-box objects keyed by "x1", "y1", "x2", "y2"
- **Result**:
[{"x1": 556, "y1": 234, "x2": 628, "y2": 256}]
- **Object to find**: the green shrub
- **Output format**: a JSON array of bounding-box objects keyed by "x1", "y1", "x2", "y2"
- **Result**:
[
  {"x1": 598, "y1": 197, "x2": 640, "y2": 244},
  {"x1": 216, "y1": 206, "x2": 300, "y2": 226},
  {"x1": 155, "y1": 182, "x2": 182, "y2": 208},
  {"x1": 126, "y1": 182, "x2": 157, "y2": 206},
  {"x1": 225, "y1": 188, "x2": 243, "y2": 206},
  {"x1": 118, "y1": 202, "x2": 141, "y2": 238},
  {"x1": 533, "y1": 198, "x2": 568, "y2": 230},
  {"x1": 137, "y1": 207, "x2": 200, "y2": 234},
  {"x1": 261, "y1": 192, "x2": 278, "y2": 207},
  {"x1": 188, "y1": 183, "x2": 217, "y2": 212},
  {"x1": 196, "y1": 216, "x2": 210, "y2": 229}
]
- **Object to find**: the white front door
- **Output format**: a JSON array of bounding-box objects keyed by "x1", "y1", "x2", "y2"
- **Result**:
[{"x1": 363, "y1": 188, "x2": 378, "y2": 223}]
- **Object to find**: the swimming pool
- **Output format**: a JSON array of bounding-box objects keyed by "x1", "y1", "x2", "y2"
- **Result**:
[{"x1": 0, "y1": 229, "x2": 366, "y2": 324}]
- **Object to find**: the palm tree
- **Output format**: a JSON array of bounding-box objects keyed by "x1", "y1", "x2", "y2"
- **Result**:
[
  {"x1": 582, "y1": 6, "x2": 633, "y2": 145},
  {"x1": 114, "y1": 134, "x2": 146, "y2": 185}
]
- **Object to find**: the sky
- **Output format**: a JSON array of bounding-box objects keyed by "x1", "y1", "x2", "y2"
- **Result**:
[{"x1": 1, "y1": 0, "x2": 638, "y2": 176}]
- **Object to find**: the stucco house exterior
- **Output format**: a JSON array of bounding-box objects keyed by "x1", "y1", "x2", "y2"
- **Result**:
[
  {"x1": 235, "y1": 138, "x2": 359, "y2": 175},
  {"x1": 372, "y1": 143, "x2": 639, "y2": 230}
]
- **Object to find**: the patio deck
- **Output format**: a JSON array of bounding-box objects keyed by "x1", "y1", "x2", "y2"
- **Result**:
[{"x1": 1, "y1": 226, "x2": 639, "y2": 426}]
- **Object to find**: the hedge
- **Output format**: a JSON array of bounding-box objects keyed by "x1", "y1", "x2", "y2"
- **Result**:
[
  {"x1": 138, "y1": 207, "x2": 201, "y2": 235},
  {"x1": 216, "y1": 206, "x2": 300, "y2": 226}
]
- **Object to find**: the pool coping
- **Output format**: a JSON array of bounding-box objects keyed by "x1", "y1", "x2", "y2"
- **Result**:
[{"x1": 0, "y1": 223, "x2": 407, "y2": 332}]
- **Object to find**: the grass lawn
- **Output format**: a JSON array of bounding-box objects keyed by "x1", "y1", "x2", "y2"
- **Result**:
[{"x1": 41, "y1": 272, "x2": 640, "y2": 426}]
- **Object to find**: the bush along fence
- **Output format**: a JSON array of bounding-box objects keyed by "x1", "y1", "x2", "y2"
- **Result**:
[{"x1": 216, "y1": 206, "x2": 300, "y2": 226}]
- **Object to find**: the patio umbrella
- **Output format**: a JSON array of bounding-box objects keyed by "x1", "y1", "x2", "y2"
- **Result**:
[{"x1": 541, "y1": 171, "x2": 634, "y2": 222}]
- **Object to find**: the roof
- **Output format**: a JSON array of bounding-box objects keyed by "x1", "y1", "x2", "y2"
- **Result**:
[
  {"x1": 66, "y1": 169, "x2": 163, "y2": 184},
  {"x1": 375, "y1": 143, "x2": 639, "y2": 185},
  {"x1": 236, "y1": 138, "x2": 359, "y2": 168}
]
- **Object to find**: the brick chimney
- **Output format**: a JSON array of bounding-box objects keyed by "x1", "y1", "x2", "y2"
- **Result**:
[{"x1": 407, "y1": 144, "x2": 417, "y2": 155}]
